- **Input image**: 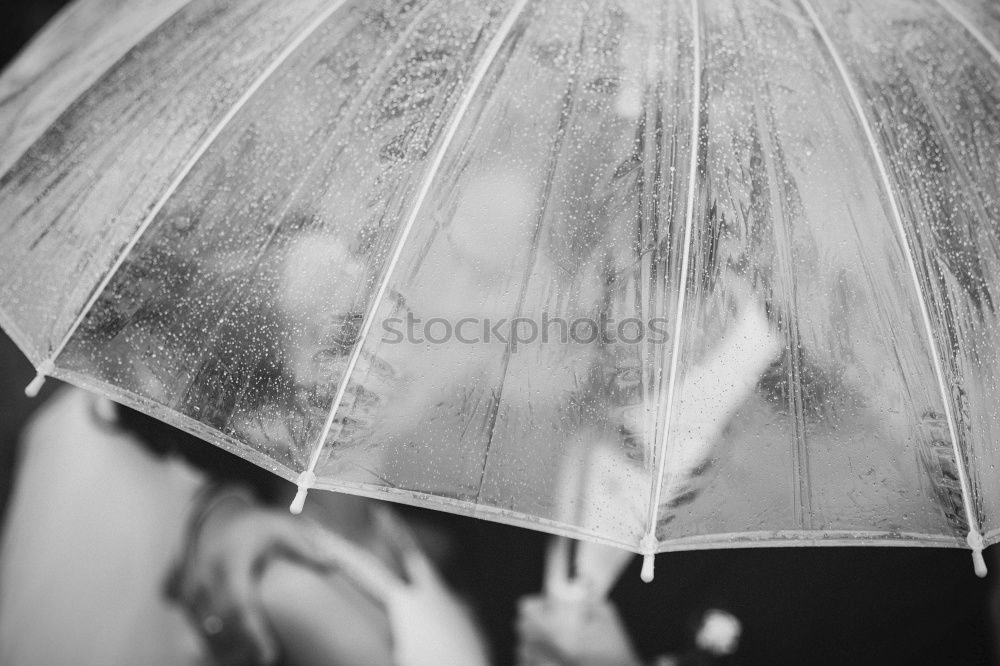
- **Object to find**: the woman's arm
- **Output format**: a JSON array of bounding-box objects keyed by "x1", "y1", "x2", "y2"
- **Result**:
[{"x1": 166, "y1": 489, "x2": 353, "y2": 665}]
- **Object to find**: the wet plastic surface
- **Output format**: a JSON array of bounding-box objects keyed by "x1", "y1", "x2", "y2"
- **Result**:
[{"x1": 2, "y1": 0, "x2": 1000, "y2": 555}]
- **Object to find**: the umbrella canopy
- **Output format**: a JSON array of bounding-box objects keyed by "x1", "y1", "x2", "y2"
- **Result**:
[{"x1": 2, "y1": 0, "x2": 999, "y2": 577}]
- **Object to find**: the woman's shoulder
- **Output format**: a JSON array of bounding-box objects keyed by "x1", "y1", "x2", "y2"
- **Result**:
[{"x1": 260, "y1": 558, "x2": 395, "y2": 666}]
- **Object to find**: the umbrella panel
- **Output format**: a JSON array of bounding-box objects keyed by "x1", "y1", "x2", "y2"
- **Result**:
[{"x1": 1, "y1": 0, "x2": 999, "y2": 554}]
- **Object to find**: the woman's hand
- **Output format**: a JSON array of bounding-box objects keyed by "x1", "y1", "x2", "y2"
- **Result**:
[
  {"x1": 516, "y1": 594, "x2": 642, "y2": 666},
  {"x1": 165, "y1": 488, "x2": 334, "y2": 665}
]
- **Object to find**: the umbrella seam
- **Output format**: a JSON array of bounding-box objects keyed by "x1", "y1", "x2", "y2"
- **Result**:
[
  {"x1": 643, "y1": 0, "x2": 703, "y2": 555},
  {"x1": 473, "y1": 12, "x2": 586, "y2": 505},
  {"x1": 733, "y1": 0, "x2": 813, "y2": 533},
  {"x1": 935, "y1": 0, "x2": 1000, "y2": 67},
  {"x1": 314, "y1": 477, "x2": 642, "y2": 552},
  {"x1": 295, "y1": 0, "x2": 533, "y2": 498},
  {"x1": 173, "y1": 1, "x2": 442, "y2": 418},
  {"x1": 51, "y1": 366, "x2": 300, "y2": 484},
  {"x1": 28, "y1": 0, "x2": 351, "y2": 382},
  {"x1": 309, "y1": 480, "x2": 971, "y2": 553},
  {"x1": 800, "y1": 0, "x2": 984, "y2": 554}
]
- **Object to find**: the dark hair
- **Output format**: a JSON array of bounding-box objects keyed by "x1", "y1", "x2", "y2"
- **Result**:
[{"x1": 115, "y1": 404, "x2": 287, "y2": 504}]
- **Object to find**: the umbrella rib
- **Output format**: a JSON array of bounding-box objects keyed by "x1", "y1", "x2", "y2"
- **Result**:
[
  {"x1": 801, "y1": 0, "x2": 987, "y2": 576},
  {"x1": 640, "y1": 0, "x2": 703, "y2": 582},
  {"x1": 935, "y1": 0, "x2": 1000, "y2": 66},
  {"x1": 178, "y1": 1, "x2": 444, "y2": 402},
  {"x1": 25, "y1": 0, "x2": 352, "y2": 397},
  {"x1": 290, "y1": 0, "x2": 532, "y2": 513},
  {"x1": 734, "y1": 0, "x2": 812, "y2": 531}
]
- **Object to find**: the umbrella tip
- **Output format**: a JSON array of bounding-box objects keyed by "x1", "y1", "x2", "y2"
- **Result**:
[
  {"x1": 641, "y1": 554, "x2": 655, "y2": 583},
  {"x1": 24, "y1": 374, "x2": 45, "y2": 398},
  {"x1": 973, "y1": 551, "x2": 988, "y2": 579},
  {"x1": 968, "y1": 531, "x2": 987, "y2": 578},
  {"x1": 640, "y1": 533, "x2": 657, "y2": 582},
  {"x1": 24, "y1": 362, "x2": 53, "y2": 398},
  {"x1": 289, "y1": 470, "x2": 316, "y2": 515},
  {"x1": 290, "y1": 487, "x2": 308, "y2": 515}
]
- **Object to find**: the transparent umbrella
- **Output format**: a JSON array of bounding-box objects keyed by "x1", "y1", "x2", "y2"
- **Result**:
[{"x1": 2, "y1": 0, "x2": 999, "y2": 580}]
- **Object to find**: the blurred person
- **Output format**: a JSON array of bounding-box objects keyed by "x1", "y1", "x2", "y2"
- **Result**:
[
  {"x1": 0, "y1": 381, "x2": 488, "y2": 665},
  {"x1": 153, "y1": 228, "x2": 490, "y2": 666},
  {"x1": 516, "y1": 279, "x2": 780, "y2": 666},
  {"x1": 0, "y1": 387, "x2": 205, "y2": 665}
]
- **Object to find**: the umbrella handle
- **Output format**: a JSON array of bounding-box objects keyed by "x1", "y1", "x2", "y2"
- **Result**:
[
  {"x1": 543, "y1": 538, "x2": 590, "y2": 603},
  {"x1": 544, "y1": 537, "x2": 634, "y2": 601}
]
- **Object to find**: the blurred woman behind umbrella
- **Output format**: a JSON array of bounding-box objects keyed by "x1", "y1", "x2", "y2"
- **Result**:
[
  {"x1": 0, "y1": 225, "x2": 490, "y2": 666},
  {"x1": 152, "y1": 227, "x2": 490, "y2": 666}
]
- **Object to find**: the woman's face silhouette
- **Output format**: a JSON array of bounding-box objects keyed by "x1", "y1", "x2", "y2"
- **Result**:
[{"x1": 279, "y1": 235, "x2": 365, "y2": 394}]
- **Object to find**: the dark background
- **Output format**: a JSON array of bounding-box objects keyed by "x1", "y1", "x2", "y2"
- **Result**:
[
  {"x1": 0, "y1": 3, "x2": 996, "y2": 664},
  {"x1": 0, "y1": 0, "x2": 68, "y2": 519}
]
